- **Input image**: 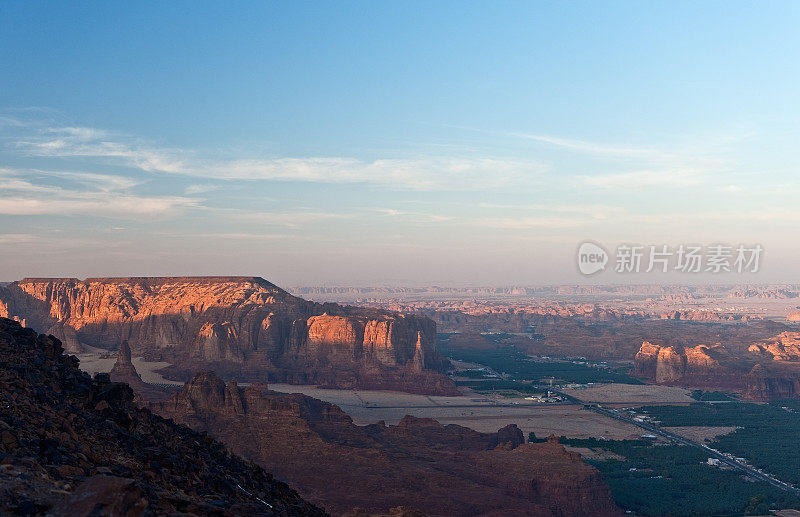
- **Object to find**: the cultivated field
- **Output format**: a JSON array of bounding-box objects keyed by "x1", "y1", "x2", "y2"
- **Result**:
[
  {"x1": 562, "y1": 383, "x2": 694, "y2": 405},
  {"x1": 269, "y1": 384, "x2": 645, "y2": 439},
  {"x1": 661, "y1": 426, "x2": 740, "y2": 442}
]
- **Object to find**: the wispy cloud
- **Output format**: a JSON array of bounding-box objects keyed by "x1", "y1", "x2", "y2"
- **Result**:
[
  {"x1": 0, "y1": 168, "x2": 198, "y2": 218},
  {"x1": 222, "y1": 210, "x2": 354, "y2": 228},
  {"x1": 184, "y1": 184, "x2": 220, "y2": 195},
  {"x1": 0, "y1": 195, "x2": 199, "y2": 217},
  {"x1": 11, "y1": 119, "x2": 738, "y2": 195},
  {"x1": 477, "y1": 216, "x2": 598, "y2": 229},
  {"x1": 505, "y1": 130, "x2": 736, "y2": 191},
  {"x1": 373, "y1": 208, "x2": 453, "y2": 223},
  {"x1": 509, "y1": 132, "x2": 669, "y2": 160},
  {"x1": 14, "y1": 126, "x2": 187, "y2": 173},
  {"x1": 6, "y1": 122, "x2": 545, "y2": 191},
  {"x1": 719, "y1": 184, "x2": 743, "y2": 193},
  {"x1": 189, "y1": 232, "x2": 302, "y2": 240},
  {"x1": 0, "y1": 170, "x2": 59, "y2": 194},
  {"x1": 39, "y1": 170, "x2": 140, "y2": 191},
  {"x1": 0, "y1": 115, "x2": 761, "y2": 234},
  {"x1": 197, "y1": 156, "x2": 543, "y2": 190},
  {"x1": 577, "y1": 168, "x2": 705, "y2": 189},
  {"x1": 476, "y1": 202, "x2": 625, "y2": 219},
  {"x1": 0, "y1": 234, "x2": 36, "y2": 244}
]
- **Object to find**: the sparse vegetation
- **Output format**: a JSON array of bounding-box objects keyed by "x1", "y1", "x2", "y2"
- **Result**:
[
  {"x1": 440, "y1": 345, "x2": 642, "y2": 385},
  {"x1": 643, "y1": 401, "x2": 800, "y2": 486},
  {"x1": 689, "y1": 390, "x2": 736, "y2": 401},
  {"x1": 453, "y1": 378, "x2": 541, "y2": 394},
  {"x1": 569, "y1": 438, "x2": 800, "y2": 516},
  {"x1": 455, "y1": 369, "x2": 495, "y2": 379},
  {"x1": 528, "y1": 431, "x2": 546, "y2": 443},
  {"x1": 480, "y1": 332, "x2": 517, "y2": 343}
]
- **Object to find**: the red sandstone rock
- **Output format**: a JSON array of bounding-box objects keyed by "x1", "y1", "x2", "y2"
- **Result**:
[
  {"x1": 0, "y1": 277, "x2": 457, "y2": 395},
  {"x1": 744, "y1": 363, "x2": 800, "y2": 400},
  {"x1": 749, "y1": 332, "x2": 800, "y2": 361},
  {"x1": 152, "y1": 370, "x2": 621, "y2": 516},
  {"x1": 633, "y1": 340, "x2": 743, "y2": 391}
]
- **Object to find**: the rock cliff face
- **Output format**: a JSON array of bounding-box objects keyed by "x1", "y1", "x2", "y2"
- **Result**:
[
  {"x1": 633, "y1": 341, "x2": 745, "y2": 390},
  {"x1": 152, "y1": 370, "x2": 621, "y2": 516},
  {"x1": 744, "y1": 364, "x2": 800, "y2": 400},
  {"x1": 0, "y1": 317, "x2": 325, "y2": 516},
  {"x1": 742, "y1": 332, "x2": 800, "y2": 399},
  {"x1": 109, "y1": 341, "x2": 142, "y2": 384},
  {"x1": 108, "y1": 340, "x2": 170, "y2": 403},
  {"x1": 633, "y1": 336, "x2": 800, "y2": 400},
  {"x1": 748, "y1": 332, "x2": 800, "y2": 361},
  {"x1": 0, "y1": 277, "x2": 456, "y2": 394},
  {"x1": 634, "y1": 341, "x2": 725, "y2": 384}
]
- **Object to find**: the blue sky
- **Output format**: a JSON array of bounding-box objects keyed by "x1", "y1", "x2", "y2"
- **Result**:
[{"x1": 1, "y1": 1, "x2": 799, "y2": 284}]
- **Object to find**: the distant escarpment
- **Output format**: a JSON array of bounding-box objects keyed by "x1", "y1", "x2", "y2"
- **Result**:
[
  {"x1": 152, "y1": 370, "x2": 621, "y2": 516},
  {"x1": 634, "y1": 335, "x2": 800, "y2": 400},
  {"x1": 0, "y1": 317, "x2": 325, "y2": 516},
  {"x1": 0, "y1": 277, "x2": 456, "y2": 394},
  {"x1": 658, "y1": 310, "x2": 761, "y2": 322}
]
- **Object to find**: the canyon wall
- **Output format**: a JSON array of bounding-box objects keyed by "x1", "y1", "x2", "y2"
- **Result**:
[
  {"x1": 0, "y1": 277, "x2": 455, "y2": 394},
  {"x1": 152, "y1": 370, "x2": 621, "y2": 516},
  {"x1": 744, "y1": 364, "x2": 800, "y2": 400},
  {"x1": 633, "y1": 335, "x2": 800, "y2": 400},
  {"x1": 744, "y1": 332, "x2": 800, "y2": 399},
  {"x1": 748, "y1": 332, "x2": 800, "y2": 361},
  {"x1": 633, "y1": 341, "x2": 733, "y2": 386}
]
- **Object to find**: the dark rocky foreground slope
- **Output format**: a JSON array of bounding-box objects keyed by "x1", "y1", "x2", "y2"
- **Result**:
[
  {"x1": 0, "y1": 277, "x2": 457, "y2": 395},
  {"x1": 0, "y1": 317, "x2": 326, "y2": 516}
]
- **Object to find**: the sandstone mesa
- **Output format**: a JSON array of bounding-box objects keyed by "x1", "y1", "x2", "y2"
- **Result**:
[{"x1": 0, "y1": 277, "x2": 458, "y2": 395}]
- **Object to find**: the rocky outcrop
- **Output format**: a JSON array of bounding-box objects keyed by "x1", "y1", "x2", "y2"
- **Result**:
[
  {"x1": 633, "y1": 336, "x2": 800, "y2": 400},
  {"x1": 748, "y1": 332, "x2": 800, "y2": 361},
  {"x1": 633, "y1": 341, "x2": 662, "y2": 378},
  {"x1": 0, "y1": 277, "x2": 456, "y2": 394},
  {"x1": 342, "y1": 508, "x2": 427, "y2": 517},
  {"x1": 473, "y1": 435, "x2": 620, "y2": 516},
  {"x1": 744, "y1": 364, "x2": 800, "y2": 400},
  {"x1": 51, "y1": 475, "x2": 149, "y2": 517},
  {"x1": 108, "y1": 341, "x2": 173, "y2": 403},
  {"x1": 633, "y1": 341, "x2": 742, "y2": 389},
  {"x1": 658, "y1": 310, "x2": 761, "y2": 323},
  {"x1": 660, "y1": 310, "x2": 724, "y2": 322},
  {"x1": 0, "y1": 317, "x2": 325, "y2": 516},
  {"x1": 634, "y1": 341, "x2": 721, "y2": 383},
  {"x1": 153, "y1": 370, "x2": 621, "y2": 516},
  {"x1": 739, "y1": 333, "x2": 800, "y2": 399},
  {"x1": 109, "y1": 341, "x2": 143, "y2": 384}
]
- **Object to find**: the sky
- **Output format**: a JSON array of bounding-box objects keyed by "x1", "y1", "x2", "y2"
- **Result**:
[{"x1": 1, "y1": 1, "x2": 799, "y2": 285}]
